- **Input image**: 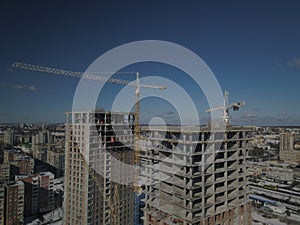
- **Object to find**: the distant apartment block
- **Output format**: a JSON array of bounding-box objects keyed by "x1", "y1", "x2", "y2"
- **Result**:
[
  {"x1": 47, "y1": 148, "x2": 65, "y2": 177},
  {"x1": 32, "y1": 144, "x2": 49, "y2": 162},
  {"x1": 2, "y1": 148, "x2": 34, "y2": 179},
  {"x1": 141, "y1": 125, "x2": 252, "y2": 225},
  {"x1": 280, "y1": 132, "x2": 294, "y2": 151},
  {"x1": 0, "y1": 183, "x2": 4, "y2": 225},
  {"x1": 10, "y1": 158, "x2": 34, "y2": 176},
  {"x1": 4, "y1": 181, "x2": 24, "y2": 225},
  {"x1": 0, "y1": 164, "x2": 10, "y2": 182},
  {"x1": 50, "y1": 131, "x2": 65, "y2": 144},
  {"x1": 3, "y1": 129, "x2": 25, "y2": 146},
  {"x1": 3, "y1": 130, "x2": 13, "y2": 146},
  {"x1": 63, "y1": 111, "x2": 135, "y2": 225},
  {"x1": 32, "y1": 130, "x2": 50, "y2": 145},
  {"x1": 16, "y1": 171, "x2": 55, "y2": 216},
  {"x1": 0, "y1": 133, "x2": 4, "y2": 145},
  {"x1": 39, "y1": 172, "x2": 55, "y2": 213},
  {"x1": 280, "y1": 132, "x2": 300, "y2": 164},
  {"x1": 17, "y1": 174, "x2": 39, "y2": 216}
]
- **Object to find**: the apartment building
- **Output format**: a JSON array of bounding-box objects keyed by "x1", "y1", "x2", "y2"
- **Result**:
[
  {"x1": 63, "y1": 111, "x2": 135, "y2": 225},
  {"x1": 16, "y1": 171, "x2": 54, "y2": 216},
  {"x1": 0, "y1": 183, "x2": 4, "y2": 225},
  {"x1": 3, "y1": 130, "x2": 14, "y2": 146},
  {"x1": 141, "y1": 125, "x2": 252, "y2": 225},
  {"x1": 17, "y1": 174, "x2": 39, "y2": 216},
  {"x1": 2, "y1": 148, "x2": 34, "y2": 180},
  {"x1": 0, "y1": 164, "x2": 10, "y2": 182},
  {"x1": 47, "y1": 148, "x2": 65, "y2": 177},
  {"x1": 4, "y1": 181, "x2": 24, "y2": 225},
  {"x1": 39, "y1": 172, "x2": 55, "y2": 213},
  {"x1": 280, "y1": 132, "x2": 300, "y2": 164}
]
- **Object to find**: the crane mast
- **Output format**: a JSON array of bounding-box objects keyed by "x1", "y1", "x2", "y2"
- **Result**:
[{"x1": 133, "y1": 72, "x2": 141, "y2": 192}]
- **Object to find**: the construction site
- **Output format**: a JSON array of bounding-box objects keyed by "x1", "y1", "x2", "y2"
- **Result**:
[{"x1": 12, "y1": 62, "x2": 254, "y2": 225}]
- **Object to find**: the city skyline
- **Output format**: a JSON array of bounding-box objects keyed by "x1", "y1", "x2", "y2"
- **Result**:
[{"x1": 1, "y1": 1, "x2": 300, "y2": 126}]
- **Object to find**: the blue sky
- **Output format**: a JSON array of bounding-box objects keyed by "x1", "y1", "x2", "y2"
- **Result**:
[{"x1": 1, "y1": 1, "x2": 300, "y2": 125}]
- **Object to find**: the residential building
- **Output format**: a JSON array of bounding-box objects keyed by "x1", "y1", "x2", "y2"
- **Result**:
[
  {"x1": 0, "y1": 164, "x2": 10, "y2": 182},
  {"x1": 280, "y1": 132, "x2": 300, "y2": 164},
  {"x1": 0, "y1": 183, "x2": 4, "y2": 225},
  {"x1": 3, "y1": 130, "x2": 13, "y2": 146},
  {"x1": 16, "y1": 174, "x2": 39, "y2": 216},
  {"x1": 63, "y1": 111, "x2": 135, "y2": 225},
  {"x1": 47, "y1": 148, "x2": 65, "y2": 177},
  {"x1": 32, "y1": 130, "x2": 50, "y2": 146},
  {"x1": 32, "y1": 144, "x2": 49, "y2": 162},
  {"x1": 16, "y1": 171, "x2": 55, "y2": 216},
  {"x1": 10, "y1": 157, "x2": 34, "y2": 180},
  {"x1": 0, "y1": 133, "x2": 4, "y2": 145},
  {"x1": 2, "y1": 148, "x2": 34, "y2": 179},
  {"x1": 280, "y1": 132, "x2": 294, "y2": 151},
  {"x1": 4, "y1": 181, "x2": 24, "y2": 225},
  {"x1": 39, "y1": 172, "x2": 55, "y2": 213}
]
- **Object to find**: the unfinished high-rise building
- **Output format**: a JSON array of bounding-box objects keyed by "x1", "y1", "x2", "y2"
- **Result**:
[
  {"x1": 63, "y1": 111, "x2": 135, "y2": 225},
  {"x1": 140, "y1": 125, "x2": 252, "y2": 225}
]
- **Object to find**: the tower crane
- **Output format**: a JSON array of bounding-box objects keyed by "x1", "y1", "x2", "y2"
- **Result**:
[
  {"x1": 205, "y1": 90, "x2": 245, "y2": 126},
  {"x1": 11, "y1": 61, "x2": 166, "y2": 224}
]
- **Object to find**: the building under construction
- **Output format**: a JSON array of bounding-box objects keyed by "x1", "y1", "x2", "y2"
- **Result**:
[
  {"x1": 63, "y1": 110, "x2": 135, "y2": 225},
  {"x1": 140, "y1": 125, "x2": 253, "y2": 225}
]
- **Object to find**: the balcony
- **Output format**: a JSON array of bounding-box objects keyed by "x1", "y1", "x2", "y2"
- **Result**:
[
  {"x1": 205, "y1": 175, "x2": 214, "y2": 185},
  {"x1": 173, "y1": 186, "x2": 184, "y2": 196},
  {"x1": 205, "y1": 185, "x2": 214, "y2": 196},
  {"x1": 215, "y1": 195, "x2": 226, "y2": 204},
  {"x1": 227, "y1": 171, "x2": 238, "y2": 180},
  {"x1": 228, "y1": 198, "x2": 238, "y2": 208},
  {"x1": 227, "y1": 180, "x2": 238, "y2": 190},
  {"x1": 160, "y1": 163, "x2": 173, "y2": 173},
  {"x1": 227, "y1": 162, "x2": 238, "y2": 170},
  {"x1": 215, "y1": 186, "x2": 225, "y2": 194},
  {"x1": 204, "y1": 165, "x2": 214, "y2": 174},
  {"x1": 215, "y1": 176, "x2": 226, "y2": 184},
  {"x1": 228, "y1": 189, "x2": 238, "y2": 200},
  {"x1": 205, "y1": 205, "x2": 214, "y2": 217},
  {"x1": 227, "y1": 152, "x2": 238, "y2": 161},
  {"x1": 204, "y1": 154, "x2": 215, "y2": 164},
  {"x1": 215, "y1": 204, "x2": 226, "y2": 214}
]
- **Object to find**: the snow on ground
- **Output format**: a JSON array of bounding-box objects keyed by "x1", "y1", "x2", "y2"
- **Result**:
[
  {"x1": 26, "y1": 208, "x2": 63, "y2": 225},
  {"x1": 252, "y1": 211, "x2": 287, "y2": 225}
]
